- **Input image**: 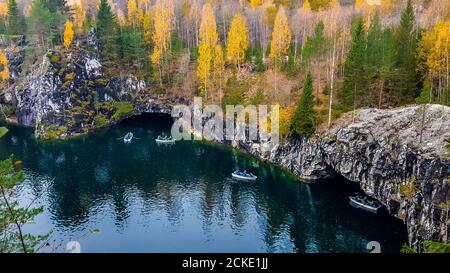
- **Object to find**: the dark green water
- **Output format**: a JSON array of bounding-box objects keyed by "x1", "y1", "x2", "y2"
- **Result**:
[{"x1": 0, "y1": 114, "x2": 407, "y2": 253}]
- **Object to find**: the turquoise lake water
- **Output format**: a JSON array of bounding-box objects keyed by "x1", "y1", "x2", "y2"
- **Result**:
[{"x1": 0, "y1": 114, "x2": 408, "y2": 253}]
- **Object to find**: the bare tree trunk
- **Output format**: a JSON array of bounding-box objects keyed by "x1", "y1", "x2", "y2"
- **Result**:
[
  {"x1": 352, "y1": 84, "x2": 356, "y2": 124},
  {"x1": 328, "y1": 19, "x2": 337, "y2": 129},
  {"x1": 378, "y1": 80, "x2": 384, "y2": 109}
]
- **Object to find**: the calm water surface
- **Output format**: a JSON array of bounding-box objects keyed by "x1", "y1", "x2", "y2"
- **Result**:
[{"x1": 0, "y1": 114, "x2": 407, "y2": 253}]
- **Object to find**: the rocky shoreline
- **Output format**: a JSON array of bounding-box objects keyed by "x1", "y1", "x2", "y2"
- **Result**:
[{"x1": 232, "y1": 106, "x2": 450, "y2": 248}]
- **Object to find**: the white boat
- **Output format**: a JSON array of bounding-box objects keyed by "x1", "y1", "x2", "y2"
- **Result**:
[
  {"x1": 349, "y1": 196, "x2": 382, "y2": 213},
  {"x1": 231, "y1": 171, "x2": 257, "y2": 182},
  {"x1": 155, "y1": 136, "x2": 176, "y2": 144},
  {"x1": 123, "y1": 133, "x2": 133, "y2": 144}
]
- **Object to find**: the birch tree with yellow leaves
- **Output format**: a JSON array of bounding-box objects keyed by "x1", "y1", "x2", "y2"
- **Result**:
[
  {"x1": 150, "y1": 0, "x2": 175, "y2": 86},
  {"x1": 127, "y1": 0, "x2": 138, "y2": 29},
  {"x1": 142, "y1": 13, "x2": 151, "y2": 46},
  {"x1": 63, "y1": 21, "x2": 74, "y2": 50},
  {"x1": 214, "y1": 44, "x2": 225, "y2": 103},
  {"x1": 226, "y1": 12, "x2": 249, "y2": 69},
  {"x1": 269, "y1": 6, "x2": 291, "y2": 92},
  {"x1": 72, "y1": 3, "x2": 85, "y2": 32},
  {"x1": 417, "y1": 20, "x2": 450, "y2": 104},
  {"x1": 0, "y1": 50, "x2": 9, "y2": 82},
  {"x1": 197, "y1": 3, "x2": 219, "y2": 100}
]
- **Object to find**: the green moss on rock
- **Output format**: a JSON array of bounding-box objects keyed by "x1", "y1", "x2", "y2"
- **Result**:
[
  {"x1": 96, "y1": 79, "x2": 108, "y2": 86},
  {"x1": 94, "y1": 114, "x2": 108, "y2": 128},
  {"x1": 400, "y1": 176, "x2": 420, "y2": 200},
  {"x1": 40, "y1": 126, "x2": 68, "y2": 140},
  {"x1": 49, "y1": 54, "x2": 60, "y2": 63},
  {"x1": 111, "y1": 102, "x2": 134, "y2": 121}
]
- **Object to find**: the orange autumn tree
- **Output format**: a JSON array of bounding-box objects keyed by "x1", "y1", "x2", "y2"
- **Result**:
[
  {"x1": 63, "y1": 21, "x2": 74, "y2": 50},
  {"x1": 0, "y1": 50, "x2": 9, "y2": 82}
]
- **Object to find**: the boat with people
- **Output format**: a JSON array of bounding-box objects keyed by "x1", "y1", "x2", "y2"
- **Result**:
[
  {"x1": 123, "y1": 132, "x2": 134, "y2": 144},
  {"x1": 155, "y1": 135, "x2": 176, "y2": 144},
  {"x1": 231, "y1": 170, "x2": 258, "y2": 182},
  {"x1": 349, "y1": 194, "x2": 383, "y2": 213}
]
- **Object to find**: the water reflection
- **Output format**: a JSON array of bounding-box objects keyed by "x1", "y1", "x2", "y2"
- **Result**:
[{"x1": 0, "y1": 115, "x2": 407, "y2": 253}]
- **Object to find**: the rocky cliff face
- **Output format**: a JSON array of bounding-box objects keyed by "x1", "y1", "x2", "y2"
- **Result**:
[
  {"x1": 11, "y1": 30, "x2": 186, "y2": 139},
  {"x1": 4, "y1": 33, "x2": 449, "y2": 249},
  {"x1": 235, "y1": 105, "x2": 450, "y2": 247}
]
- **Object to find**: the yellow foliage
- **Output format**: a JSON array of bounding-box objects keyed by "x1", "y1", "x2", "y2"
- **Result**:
[
  {"x1": 214, "y1": 44, "x2": 224, "y2": 76},
  {"x1": 380, "y1": 0, "x2": 396, "y2": 14},
  {"x1": 199, "y1": 3, "x2": 218, "y2": 49},
  {"x1": 226, "y1": 12, "x2": 249, "y2": 67},
  {"x1": 250, "y1": 0, "x2": 263, "y2": 8},
  {"x1": 197, "y1": 43, "x2": 212, "y2": 97},
  {"x1": 142, "y1": 12, "x2": 152, "y2": 46},
  {"x1": 0, "y1": 3, "x2": 8, "y2": 17},
  {"x1": 214, "y1": 43, "x2": 224, "y2": 96},
  {"x1": 127, "y1": 0, "x2": 138, "y2": 27},
  {"x1": 63, "y1": 21, "x2": 74, "y2": 50},
  {"x1": 72, "y1": 3, "x2": 85, "y2": 29},
  {"x1": 197, "y1": 3, "x2": 220, "y2": 99},
  {"x1": 355, "y1": 0, "x2": 366, "y2": 9},
  {"x1": 279, "y1": 105, "x2": 294, "y2": 139},
  {"x1": 263, "y1": 5, "x2": 277, "y2": 27},
  {"x1": 303, "y1": 0, "x2": 311, "y2": 11},
  {"x1": 0, "y1": 50, "x2": 9, "y2": 82},
  {"x1": 330, "y1": 0, "x2": 340, "y2": 11},
  {"x1": 269, "y1": 6, "x2": 291, "y2": 60},
  {"x1": 427, "y1": 21, "x2": 450, "y2": 75},
  {"x1": 417, "y1": 20, "x2": 450, "y2": 78},
  {"x1": 150, "y1": 0, "x2": 174, "y2": 67}
]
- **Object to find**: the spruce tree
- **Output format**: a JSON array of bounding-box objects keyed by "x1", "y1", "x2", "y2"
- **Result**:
[
  {"x1": 43, "y1": 0, "x2": 71, "y2": 15},
  {"x1": 96, "y1": 0, "x2": 119, "y2": 59},
  {"x1": 292, "y1": 73, "x2": 316, "y2": 137},
  {"x1": 394, "y1": 0, "x2": 418, "y2": 103},
  {"x1": 7, "y1": 0, "x2": 24, "y2": 35},
  {"x1": 339, "y1": 17, "x2": 367, "y2": 110},
  {"x1": 415, "y1": 81, "x2": 432, "y2": 105},
  {"x1": 27, "y1": 0, "x2": 53, "y2": 48},
  {"x1": 121, "y1": 30, "x2": 144, "y2": 67},
  {"x1": 302, "y1": 20, "x2": 327, "y2": 63},
  {"x1": 365, "y1": 10, "x2": 383, "y2": 79}
]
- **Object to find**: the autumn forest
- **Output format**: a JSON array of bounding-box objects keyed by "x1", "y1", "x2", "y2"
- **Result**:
[{"x1": 0, "y1": 0, "x2": 449, "y2": 138}]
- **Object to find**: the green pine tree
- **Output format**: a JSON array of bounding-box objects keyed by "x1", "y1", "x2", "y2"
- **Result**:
[
  {"x1": 394, "y1": 0, "x2": 418, "y2": 103},
  {"x1": 27, "y1": 0, "x2": 54, "y2": 48},
  {"x1": 7, "y1": 0, "x2": 24, "y2": 35},
  {"x1": 43, "y1": 0, "x2": 71, "y2": 14},
  {"x1": 120, "y1": 30, "x2": 144, "y2": 67},
  {"x1": 292, "y1": 73, "x2": 316, "y2": 137},
  {"x1": 0, "y1": 154, "x2": 48, "y2": 253},
  {"x1": 302, "y1": 20, "x2": 327, "y2": 63},
  {"x1": 415, "y1": 81, "x2": 432, "y2": 104},
  {"x1": 96, "y1": 0, "x2": 119, "y2": 60},
  {"x1": 365, "y1": 10, "x2": 383, "y2": 80},
  {"x1": 376, "y1": 28, "x2": 397, "y2": 108},
  {"x1": 339, "y1": 17, "x2": 367, "y2": 110}
]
